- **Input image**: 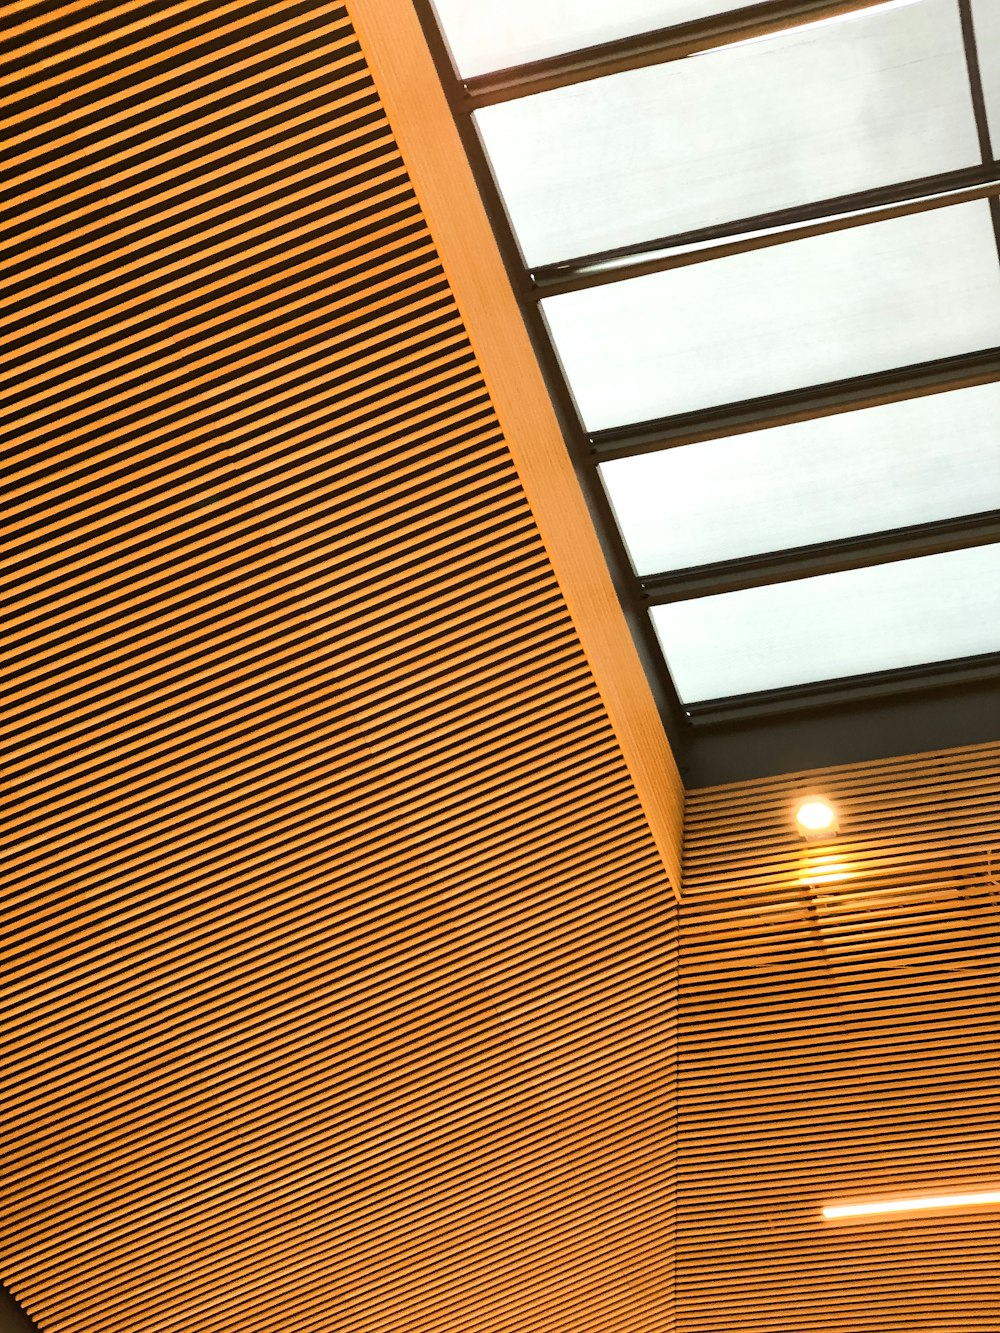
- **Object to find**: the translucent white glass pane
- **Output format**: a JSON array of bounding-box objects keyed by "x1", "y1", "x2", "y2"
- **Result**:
[
  {"x1": 972, "y1": 0, "x2": 1000, "y2": 150},
  {"x1": 600, "y1": 382, "x2": 1000, "y2": 574},
  {"x1": 476, "y1": 0, "x2": 977, "y2": 267},
  {"x1": 650, "y1": 544, "x2": 1000, "y2": 701},
  {"x1": 432, "y1": 0, "x2": 768, "y2": 78},
  {"x1": 543, "y1": 202, "x2": 1000, "y2": 430}
]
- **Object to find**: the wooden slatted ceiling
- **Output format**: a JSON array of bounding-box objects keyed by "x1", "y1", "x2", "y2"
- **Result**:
[
  {"x1": 345, "y1": 0, "x2": 685, "y2": 887},
  {"x1": 679, "y1": 741, "x2": 1000, "y2": 1332},
  {"x1": 1, "y1": 3, "x2": 678, "y2": 1329}
]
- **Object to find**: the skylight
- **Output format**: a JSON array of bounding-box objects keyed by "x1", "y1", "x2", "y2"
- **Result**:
[
  {"x1": 650, "y1": 544, "x2": 1000, "y2": 701},
  {"x1": 426, "y1": 0, "x2": 1000, "y2": 768},
  {"x1": 473, "y1": 0, "x2": 978, "y2": 266},
  {"x1": 542, "y1": 203, "x2": 1000, "y2": 427},
  {"x1": 599, "y1": 382, "x2": 1000, "y2": 574}
]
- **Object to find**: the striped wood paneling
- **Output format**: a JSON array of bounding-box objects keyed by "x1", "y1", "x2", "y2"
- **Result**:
[
  {"x1": 347, "y1": 0, "x2": 685, "y2": 887},
  {"x1": 1, "y1": 3, "x2": 678, "y2": 1329},
  {"x1": 679, "y1": 742, "x2": 1000, "y2": 1331}
]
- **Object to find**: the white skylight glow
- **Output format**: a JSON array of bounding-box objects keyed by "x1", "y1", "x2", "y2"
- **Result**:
[
  {"x1": 476, "y1": 0, "x2": 973, "y2": 267},
  {"x1": 650, "y1": 545, "x2": 1000, "y2": 702},
  {"x1": 543, "y1": 202, "x2": 1000, "y2": 430},
  {"x1": 599, "y1": 382, "x2": 1000, "y2": 575},
  {"x1": 432, "y1": 0, "x2": 769, "y2": 78},
  {"x1": 971, "y1": 0, "x2": 1000, "y2": 149}
]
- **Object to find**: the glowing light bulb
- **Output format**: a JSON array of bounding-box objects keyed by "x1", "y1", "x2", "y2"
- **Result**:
[{"x1": 794, "y1": 796, "x2": 839, "y2": 840}]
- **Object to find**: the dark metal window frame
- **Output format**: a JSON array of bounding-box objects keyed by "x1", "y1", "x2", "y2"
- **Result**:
[{"x1": 414, "y1": 0, "x2": 1000, "y2": 785}]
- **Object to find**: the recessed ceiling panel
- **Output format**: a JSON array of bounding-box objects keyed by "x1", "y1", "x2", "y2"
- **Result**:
[
  {"x1": 543, "y1": 201, "x2": 1000, "y2": 430},
  {"x1": 972, "y1": 0, "x2": 1000, "y2": 150},
  {"x1": 431, "y1": 0, "x2": 770, "y2": 78},
  {"x1": 650, "y1": 543, "x2": 1000, "y2": 701},
  {"x1": 476, "y1": 0, "x2": 976, "y2": 267},
  {"x1": 600, "y1": 382, "x2": 1000, "y2": 574}
]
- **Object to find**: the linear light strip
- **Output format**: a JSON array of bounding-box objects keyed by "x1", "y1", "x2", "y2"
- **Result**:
[{"x1": 823, "y1": 1191, "x2": 1000, "y2": 1219}]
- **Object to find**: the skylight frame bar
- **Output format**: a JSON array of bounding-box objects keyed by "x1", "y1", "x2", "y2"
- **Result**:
[
  {"x1": 530, "y1": 168, "x2": 1000, "y2": 296},
  {"x1": 640, "y1": 513, "x2": 1000, "y2": 603},
  {"x1": 684, "y1": 655, "x2": 1000, "y2": 783},
  {"x1": 685, "y1": 647, "x2": 1000, "y2": 722},
  {"x1": 958, "y1": 0, "x2": 1000, "y2": 263},
  {"x1": 459, "y1": 0, "x2": 910, "y2": 108},
  {"x1": 531, "y1": 164, "x2": 997, "y2": 286},
  {"x1": 590, "y1": 345, "x2": 1000, "y2": 459}
]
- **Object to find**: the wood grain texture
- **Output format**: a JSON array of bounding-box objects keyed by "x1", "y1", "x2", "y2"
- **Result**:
[
  {"x1": 346, "y1": 0, "x2": 685, "y2": 893},
  {"x1": 1, "y1": 2, "x2": 678, "y2": 1328},
  {"x1": 680, "y1": 742, "x2": 1000, "y2": 1331},
  {"x1": 9, "y1": 2, "x2": 994, "y2": 1329}
]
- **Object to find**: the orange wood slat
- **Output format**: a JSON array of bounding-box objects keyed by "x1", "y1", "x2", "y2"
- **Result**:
[
  {"x1": 1, "y1": 3, "x2": 678, "y2": 1329},
  {"x1": 679, "y1": 743, "x2": 1000, "y2": 1332},
  {"x1": 347, "y1": 0, "x2": 685, "y2": 889},
  {"x1": 11, "y1": 2, "x2": 997, "y2": 1329}
]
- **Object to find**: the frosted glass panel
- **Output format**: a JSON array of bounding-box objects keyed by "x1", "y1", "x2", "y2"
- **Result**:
[
  {"x1": 650, "y1": 544, "x2": 1000, "y2": 701},
  {"x1": 601, "y1": 382, "x2": 1000, "y2": 574},
  {"x1": 477, "y1": 0, "x2": 976, "y2": 267},
  {"x1": 543, "y1": 202, "x2": 1000, "y2": 430},
  {"x1": 432, "y1": 0, "x2": 768, "y2": 78},
  {"x1": 972, "y1": 0, "x2": 1000, "y2": 150}
]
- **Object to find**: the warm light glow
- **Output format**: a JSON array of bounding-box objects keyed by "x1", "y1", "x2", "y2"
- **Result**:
[
  {"x1": 823, "y1": 1191, "x2": 1000, "y2": 1220},
  {"x1": 794, "y1": 796, "x2": 839, "y2": 838},
  {"x1": 803, "y1": 853, "x2": 851, "y2": 886}
]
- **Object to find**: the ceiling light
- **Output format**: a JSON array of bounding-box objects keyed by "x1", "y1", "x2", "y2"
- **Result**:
[
  {"x1": 823, "y1": 1191, "x2": 1000, "y2": 1220},
  {"x1": 793, "y1": 795, "x2": 839, "y2": 840}
]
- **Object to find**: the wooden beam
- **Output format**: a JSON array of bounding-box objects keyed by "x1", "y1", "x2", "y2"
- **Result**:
[{"x1": 346, "y1": 0, "x2": 685, "y2": 895}]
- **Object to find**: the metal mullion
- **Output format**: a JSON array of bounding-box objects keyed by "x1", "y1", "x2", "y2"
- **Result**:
[
  {"x1": 591, "y1": 346, "x2": 1000, "y2": 460},
  {"x1": 532, "y1": 164, "x2": 999, "y2": 281},
  {"x1": 684, "y1": 656, "x2": 1000, "y2": 785},
  {"x1": 530, "y1": 168, "x2": 1000, "y2": 297},
  {"x1": 460, "y1": 0, "x2": 905, "y2": 107},
  {"x1": 640, "y1": 514, "x2": 1000, "y2": 606},
  {"x1": 686, "y1": 651, "x2": 1000, "y2": 723},
  {"x1": 958, "y1": 0, "x2": 1000, "y2": 265}
]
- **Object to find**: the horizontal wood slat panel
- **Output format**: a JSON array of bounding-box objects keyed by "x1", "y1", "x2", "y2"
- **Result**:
[
  {"x1": 679, "y1": 742, "x2": 1000, "y2": 1332},
  {"x1": 0, "y1": 2, "x2": 677, "y2": 1329},
  {"x1": 347, "y1": 0, "x2": 685, "y2": 887}
]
